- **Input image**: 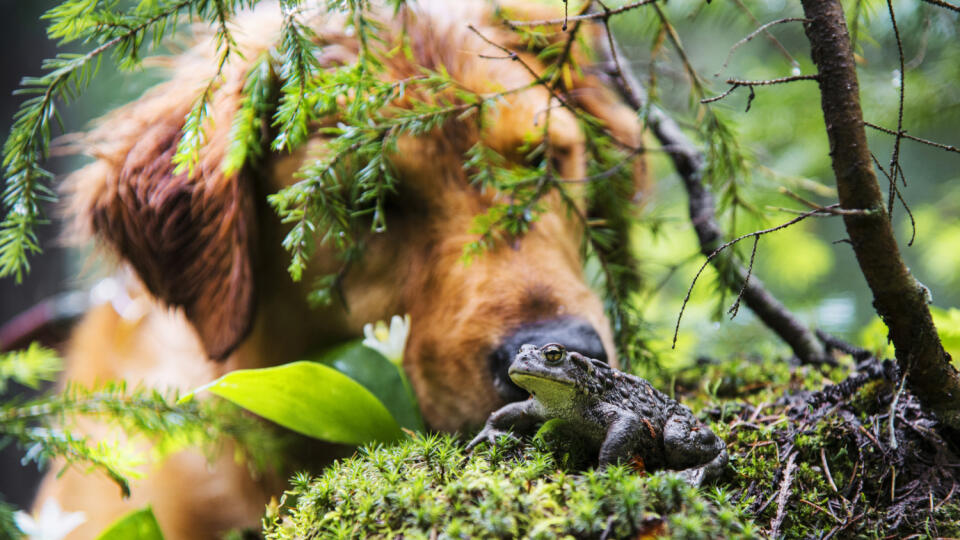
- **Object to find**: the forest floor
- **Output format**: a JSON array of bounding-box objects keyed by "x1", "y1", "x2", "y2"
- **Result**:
[{"x1": 263, "y1": 349, "x2": 960, "y2": 539}]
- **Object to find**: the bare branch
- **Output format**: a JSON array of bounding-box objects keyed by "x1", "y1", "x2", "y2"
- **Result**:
[
  {"x1": 716, "y1": 17, "x2": 809, "y2": 77},
  {"x1": 918, "y1": 0, "x2": 960, "y2": 13},
  {"x1": 729, "y1": 0, "x2": 801, "y2": 71},
  {"x1": 779, "y1": 188, "x2": 872, "y2": 216},
  {"x1": 558, "y1": 148, "x2": 643, "y2": 184},
  {"x1": 727, "y1": 235, "x2": 759, "y2": 319},
  {"x1": 700, "y1": 84, "x2": 741, "y2": 105},
  {"x1": 673, "y1": 205, "x2": 848, "y2": 351},
  {"x1": 725, "y1": 74, "x2": 820, "y2": 87},
  {"x1": 771, "y1": 452, "x2": 797, "y2": 538},
  {"x1": 652, "y1": 3, "x2": 706, "y2": 98},
  {"x1": 885, "y1": 0, "x2": 907, "y2": 219},
  {"x1": 467, "y1": 25, "x2": 580, "y2": 122},
  {"x1": 869, "y1": 153, "x2": 916, "y2": 246},
  {"x1": 864, "y1": 121, "x2": 960, "y2": 154},
  {"x1": 598, "y1": 29, "x2": 832, "y2": 366},
  {"x1": 701, "y1": 75, "x2": 818, "y2": 104}
]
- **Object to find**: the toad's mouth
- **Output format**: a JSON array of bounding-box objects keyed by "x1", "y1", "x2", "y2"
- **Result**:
[{"x1": 508, "y1": 370, "x2": 575, "y2": 390}]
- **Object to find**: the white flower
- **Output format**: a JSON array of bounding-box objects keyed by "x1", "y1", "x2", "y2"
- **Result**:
[
  {"x1": 362, "y1": 314, "x2": 410, "y2": 366},
  {"x1": 14, "y1": 499, "x2": 86, "y2": 540}
]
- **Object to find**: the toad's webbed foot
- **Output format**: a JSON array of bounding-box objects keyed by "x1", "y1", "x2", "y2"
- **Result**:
[
  {"x1": 663, "y1": 412, "x2": 728, "y2": 486},
  {"x1": 465, "y1": 427, "x2": 518, "y2": 452},
  {"x1": 466, "y1": 399, "x2": 545, "y2": 453},
  {"x1": 674, "y1": 447, "x2": 728, "y2": 487}
]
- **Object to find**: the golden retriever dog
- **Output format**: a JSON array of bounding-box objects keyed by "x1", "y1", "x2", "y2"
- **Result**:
[{"x1": 33, "y1": 0, "x2": 644, "y2": 537}]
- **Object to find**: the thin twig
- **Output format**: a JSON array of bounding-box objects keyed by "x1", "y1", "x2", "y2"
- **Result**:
[
  {"x1": 725, "y1": 74, "x2": 819, "y2": 86},
  {"x1": 550, "y1": 0, "x2": 593, "y2": 91},
  {"x1": 821, "y1": 448, "x2": 839, "y2": 493},
  {"x1": 858, "y1": 423, "x2": 882, "y2": 450},
  {"x1": 886, "y1": 0, "x2": 907, "y2": 219},
  {"x1": 823, "y1": 513, "x2": 865, "y2": 540},
  {"x1": 779, "y1": 188, "x2": 871, "y2": 216},
  {"x1": 505, "y1": 0, "x2": 659, "y2": 27},
  {"x1": 870, "y1": 152, "x2": 916, "y2": 245},
  {"x1": 700, "y1": 84, "x2": 740, "y2": 104},
  {"x1": 889, "y1": 368, "x2": 909, "y2": 450},
  {"x1": 673, "y1": 205, "x2": 843, "y2": 348},
  {"x1": 715, "y1": 18, "x2": 809, "y2": 77},
  {"x1": 558, "y1": 148, "x2": 643, "y2": 184},
  {"x1": 652, "y1": 3, "x2": 705, "y2": 98},
  {"x1": 702, "y1": 75, "x2": 818, "y2": 104},
  {"x1": 918, "y1": 0, "x2": 960, "y2": 12},
  {"x1": 467, "y1": 25, "x2": 597, "y2": 132},
  {"x1": 799, "y1": 499, "x2": 842, "y2": 523},
  {"x1": 766, "y1": 204, "x2": 832, "y2": 217},
  {"x1": 596, "y1": 0, "x2": 635, "y2": 117},
  {"x1": 729, "y1": 0, "x2": 801, "y2": 70},
  {"x1": 598, "y1": 28, "x2": 831, "y2": 365},
  {"x1": 727, "y1": 236, "x2": 758, "y2": 319},
  {"x1": 864, "y1": 121, "x2": 960, "y2": 154},
  {"x1": 771, "y1": 452, "x2": 797, "y2": 538},
  {"x1": 934, "y1": 482, "x2": 957, "y2": 511}
]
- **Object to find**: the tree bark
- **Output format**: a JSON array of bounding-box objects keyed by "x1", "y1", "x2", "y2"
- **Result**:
[{"x1": 800, "y1": 0, "x2": 960, "y2": 429}]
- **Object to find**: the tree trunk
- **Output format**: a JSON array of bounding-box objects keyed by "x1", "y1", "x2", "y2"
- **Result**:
[{"x1": 800, "y1": 0, "x2": 960, "y2": 429}]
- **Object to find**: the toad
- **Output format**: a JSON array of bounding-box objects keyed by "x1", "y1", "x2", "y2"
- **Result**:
[{"x1": 467, "y1": 343, "x2": 727, "y2": 486}]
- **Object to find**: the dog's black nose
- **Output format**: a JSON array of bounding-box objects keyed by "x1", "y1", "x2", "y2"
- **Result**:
[{"x1": 489, "y1": 317, "x2": 607, "y2": 402}]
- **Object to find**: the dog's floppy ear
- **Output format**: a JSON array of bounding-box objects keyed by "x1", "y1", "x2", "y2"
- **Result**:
[
  {"x1": 90, "y1": 121, "x2": 257, "y2": 360},
  {"x1": 72, "y1": 51, "x2": 261, "y2": 360}
]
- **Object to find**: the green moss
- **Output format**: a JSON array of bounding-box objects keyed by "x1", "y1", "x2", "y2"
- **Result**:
[
  {"x1": 262, "y1": 351, "x2": 959, "y2": 539},
  {"x1": 263, "y1": 433, "x2": 757, "y2": 539}
]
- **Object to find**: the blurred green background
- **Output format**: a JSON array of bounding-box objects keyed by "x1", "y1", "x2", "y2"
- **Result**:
[{"x1": 606, "y1": 0, "x2": 960, "y2": 368}]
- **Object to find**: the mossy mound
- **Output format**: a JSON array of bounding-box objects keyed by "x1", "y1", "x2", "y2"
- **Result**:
[
  {"x1": 263, "y1": 353, "x2": 960, "y2": 539},
  {"x1": 263, "y1": 433, "x2": 758, "y2": 539}
]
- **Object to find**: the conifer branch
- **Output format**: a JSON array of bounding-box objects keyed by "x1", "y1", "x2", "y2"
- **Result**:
[{"x1": 0, "y1": 0, "x2": 193, "y2": 281}]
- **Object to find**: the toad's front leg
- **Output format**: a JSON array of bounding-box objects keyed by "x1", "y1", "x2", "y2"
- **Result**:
[
  {"x1": 466, "y1": 400, "x2": 546, "y2": 451},
  {"x1": 598, "y1": 412, "x2": 645, "y2": 467}
]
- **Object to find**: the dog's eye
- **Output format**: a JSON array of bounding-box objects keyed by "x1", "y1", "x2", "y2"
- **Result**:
[{"x1": 542, "y1": 344, "x2": 565, "y2": 364}]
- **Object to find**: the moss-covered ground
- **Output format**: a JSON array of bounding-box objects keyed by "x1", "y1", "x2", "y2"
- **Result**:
[
  {"x1": 264, "y1": 351, "x2": 960, "y2": 539},
  {"x1": 263, "y1": 433, "x2": 758, "y2": 539}
]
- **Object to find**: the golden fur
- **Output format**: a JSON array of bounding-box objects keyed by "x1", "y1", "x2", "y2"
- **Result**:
[{"x1": 37, "y1": 1, "x2": 645, "y2": 537}]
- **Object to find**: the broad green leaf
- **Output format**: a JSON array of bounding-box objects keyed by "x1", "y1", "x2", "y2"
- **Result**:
[
  {"x1": 95, "y1": 507, "x2": 163, "y2": 540},
  {"x1": 308, "y1": 340, "x2": 425, "y2": 432},
  {"x1": 190, "y1": 361, "x2": 402, "y2": 445}
]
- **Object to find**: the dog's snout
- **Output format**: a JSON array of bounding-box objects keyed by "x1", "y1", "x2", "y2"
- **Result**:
[{"x1": 489, "y1": 317, "x2": 608, "y2": 402}]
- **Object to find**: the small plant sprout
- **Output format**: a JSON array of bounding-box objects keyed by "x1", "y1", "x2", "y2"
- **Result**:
[
  {"x1": 14, "y1": 499, "x2": 85, "y2": 540},
  {"x1": 362, "y1": 314, "x2": 411, "y2": 367}
]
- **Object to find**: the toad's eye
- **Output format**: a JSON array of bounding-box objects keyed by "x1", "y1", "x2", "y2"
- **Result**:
[{"x1": 542, "y1": 344, "x2": 565, "y2": 364}]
